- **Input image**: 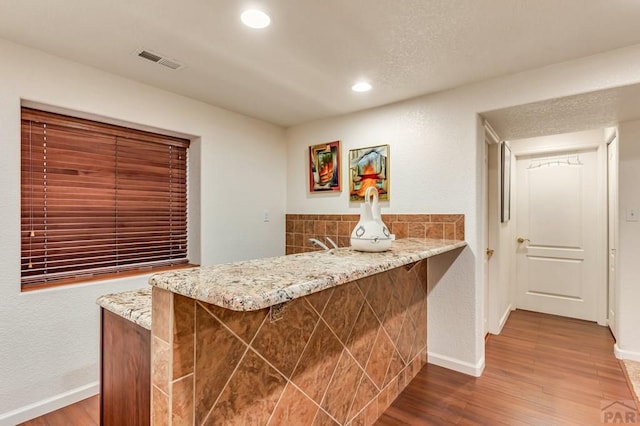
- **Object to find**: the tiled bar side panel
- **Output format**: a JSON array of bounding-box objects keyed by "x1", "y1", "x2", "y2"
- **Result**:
[
  {"x1": 285, "y1": 214, "x2": 464, "y2": 254},
  {"x1": 151, "y1": 287, "x2": 196, "y2": 425},
  {"x1": 151, "y1": 261, "x2": 429, "y2": 425}
]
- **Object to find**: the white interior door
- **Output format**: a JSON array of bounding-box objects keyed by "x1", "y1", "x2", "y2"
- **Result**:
[{"x1": 515, "y1": 149, "x2": 600, "y2": 321}]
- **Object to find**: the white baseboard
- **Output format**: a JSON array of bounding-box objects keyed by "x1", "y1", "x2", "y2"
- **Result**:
[
  {"x1": 486, "y1": 304, "x2": 512, "y2": 336},
  {"x1": 0, "y1": 381, "x2": 99, "y2": 426},
  {"x1": 614, "y1": 344, "x2": 640, "y2": 362},
  {"x1": 496, "y1": 304, "x2": 512, "y2": 335},
  {"x1": 428, "y1": 351, "x2": 485, "y2": 377}
]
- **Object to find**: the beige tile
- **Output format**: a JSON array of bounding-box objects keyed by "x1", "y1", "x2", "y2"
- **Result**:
[
  {"x1": 304, "y1": 220, "x2": 315, "y2": 234},
  {"x1": 407, "y1": 222, "x2": 426, "y2": 238},
  {"x1": 346, "y1": 301, "x2": 380, "y2": 370},
  {"x1": 400, "y1": 214, "x2": 431, "y2": 222},
  {"x1": 152, "y1": 385, "x2": 169, "y2": 426},
  {"x1": 322, "y1": 349, "x2": 364, "y2": 424},
  {"x1": 314, "y1": 220, "x2": 327, "y2": 235},
  {"x1": 381, "y1": 287, "x2": 406, "y2": 345},
  {"x1": 291, "y1": 321, "x2": 343, "y2": 404},
  {"x1": 350, "y1": 410, "x2": 366, "y2": 426},
  {"x1": 413, "y1": 299, "x2": 428, "y2": 359},
  {"x1": 384, "y1": 349, "x2": 405, "y2": 387},
  {"x1": 455, "y1": 216, "x2": 465, "y2": 240},
  {"x1": 359, "y1": 272, "x2": 392, "y2": 324},
  {"x1": 152, "y1": 336, "x2": 170, "y2": 394},
  {"x1": 413, "y1": 260, "x2": 428, "y2": 289},
  {"x1": 426, "y1": 223, "x2": 444, "y2": 239},
  {"x1": 209, "y1": 350, "x2": 287, "y2": 426},
  {"x1": 395, "y1": 310, "x2": 417, "y2": 363},
  {"x1": 194, "y1": 303, "x2": 248, "y2": 423},
  {"x1": 384, "y1": 376, "x2": 399, "y2": 407},
  {"x1": 268, "y1": 383, "x2": 319, "y2": 425},
  {"x1": 444, "y1": 222, "x2": 456, "y2": 240},
  {"x1": 380, "y1": 214, "x2": 397, "y2": 223},
  {"x1": 251, "y1": 297, "x2": 319, "y2": 377},
  {"x1": 173, "y1": 294, "x2": 195, "y2": 379},
  {"x1": 337, "y1": 221, "x2": 352, "y2": 237},
  {"x1": 172, "y1": 374, "x2": 194, "y2": 426},
  {"x1": 364, "y1": 400, "x2": 378, "y2": 425},
  {"x1": 322, "y1": 281, "x2": 365, "y2": 344},
  {"x1": 365, "y1": 327, "x2": 395, "y2": 389},
  {"x1": 152, "y1": 287, "x2": 172, "y2": 343},
  {"x1": 312, "y1": 409, "x2": 340, "y2": 426},
  {"x1": 390, "y1": 267, "x2": 415, "y2": 308},
  {"x1": 198, "y1": 301, "x2": 267, "y2": 344},
  {"x1": 390, "y1": 222, "x2": 407, "y2": 239},
  {"x1": 304, "y1": 233, "x2": 315, "y2": 249},
  {"x1": 326, "y1": 221, "x2": 338, "y2": 236},
  {"x1": 431, "y1": 214, "x2": 463, "y2": 223},
  {"x1": 305, "y1": 287, "x2": 334, "y2": 316},
  {"x1": 338, "y1": 236, "x2": 351, "y2": 248},
  {"x1": 348, "y1": 373, "x2": 378, "y2": 422},
  {"x1": 377, "y1": 385, "x2": 391, "y2": 414}
]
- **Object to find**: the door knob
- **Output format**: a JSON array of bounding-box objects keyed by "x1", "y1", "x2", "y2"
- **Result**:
[
  {"x1": 486, "y1": 248, "x2": 494, "y2": 258},
  {"x1": 517, "y1": 237, "x2": 530, "y2": 244}
]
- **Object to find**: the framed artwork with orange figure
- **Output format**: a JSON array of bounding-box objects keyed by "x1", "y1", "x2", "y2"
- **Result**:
[{"x1": 349, "y1": 144, "x2": 389, "y2": 201}]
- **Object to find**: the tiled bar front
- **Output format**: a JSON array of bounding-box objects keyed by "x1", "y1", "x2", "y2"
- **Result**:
[{"x1": 151, "y1": 260, "x2": 429, "y2": 425}]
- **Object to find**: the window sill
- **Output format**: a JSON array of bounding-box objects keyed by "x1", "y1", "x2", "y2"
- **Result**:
[{"x1": 21, "y1": 264, "x2": 199, "y2": 292}]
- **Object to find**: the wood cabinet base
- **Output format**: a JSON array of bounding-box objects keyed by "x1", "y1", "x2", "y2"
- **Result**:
[{"x1": 100, "y1": 308, "x2": 150, "y2": 426}]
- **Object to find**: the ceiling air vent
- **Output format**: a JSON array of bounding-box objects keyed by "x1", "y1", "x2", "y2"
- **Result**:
[{"x1": 136, "y1": 49, "x2": 184, "y2": 70}]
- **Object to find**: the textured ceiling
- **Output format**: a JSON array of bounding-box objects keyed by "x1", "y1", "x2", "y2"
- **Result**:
[
  {"x1": 2, "y1": 1, "x2": 640, "y2": 126},
  {"x1": 482, "y1": 83, "x2": 640, "y2": 140}
]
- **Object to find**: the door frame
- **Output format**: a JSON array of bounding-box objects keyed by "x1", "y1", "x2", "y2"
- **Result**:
[
  {"x1": 606, "y1": 131, "x2": 619, "y2": 337},
  {"x1": 483, "y1": 121, "x2": 506, "y2": 335},
  {"x1": 511, "y1": 139, "x2": 608, "y2": 326}
]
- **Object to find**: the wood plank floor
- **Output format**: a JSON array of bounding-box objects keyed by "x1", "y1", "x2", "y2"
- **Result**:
[
  {"x1": 18, "y1": 394, "x2": 99, "y2": 426},
  {"x1": 20, "y1": 310, "x2": 636, "y2": 425},
  {"x1": 377, "y1": 309, "x2": 638, "y2": 425}
]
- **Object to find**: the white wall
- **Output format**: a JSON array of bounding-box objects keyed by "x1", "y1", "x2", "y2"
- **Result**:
[
  {"x1": 0, "y1": 39, "x2": 286, "y2": 424},
  {"x1": 286, "y1": 44, "x2": 640, "y2": 376},
  {"x1": 616, "y1": 120, "x2": 640, "y2": 361}
]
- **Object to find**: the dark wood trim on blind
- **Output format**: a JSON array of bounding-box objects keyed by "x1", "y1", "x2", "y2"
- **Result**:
[
  {"x1": 20, "y1": 108, "x2": 190, "y2": 288},
  {"x1": 21, "y1": 108, "x2": 190, "y2": 148}
]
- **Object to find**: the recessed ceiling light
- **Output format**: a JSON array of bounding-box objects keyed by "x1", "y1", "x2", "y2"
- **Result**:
[
  {"x1": 241, "y1": 9, "x2": 271, "y2": 29},
  {"x1": 352, "y1": 82, "x2": 372, "y2": 92}
]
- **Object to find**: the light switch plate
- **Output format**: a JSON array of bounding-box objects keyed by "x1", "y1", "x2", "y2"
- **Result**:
[{"x1": 626, "y1": 208, "x2": 639, "y2": 222}]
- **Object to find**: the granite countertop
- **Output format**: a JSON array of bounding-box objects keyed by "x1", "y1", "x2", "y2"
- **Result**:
[
  {"x1": 150, "y1": 238, "x2": 466, "y2": 312},
  {"x1": 96, "y1": 287, "x2": 152, "y2": 330}
]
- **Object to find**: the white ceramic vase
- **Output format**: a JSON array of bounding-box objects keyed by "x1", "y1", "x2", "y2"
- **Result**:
[{"x1": 350, "y1": 187, "x2": 392, "y2": 252}]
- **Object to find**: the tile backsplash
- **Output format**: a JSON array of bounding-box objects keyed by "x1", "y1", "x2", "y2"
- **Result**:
[{"x1": 286, "y1": 214, "x2": 464, "y2": 255}]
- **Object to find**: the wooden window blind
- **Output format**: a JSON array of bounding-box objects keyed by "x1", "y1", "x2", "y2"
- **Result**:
[{"x1": 20, "y1": 108, "x2": 189, "y2": 288}]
